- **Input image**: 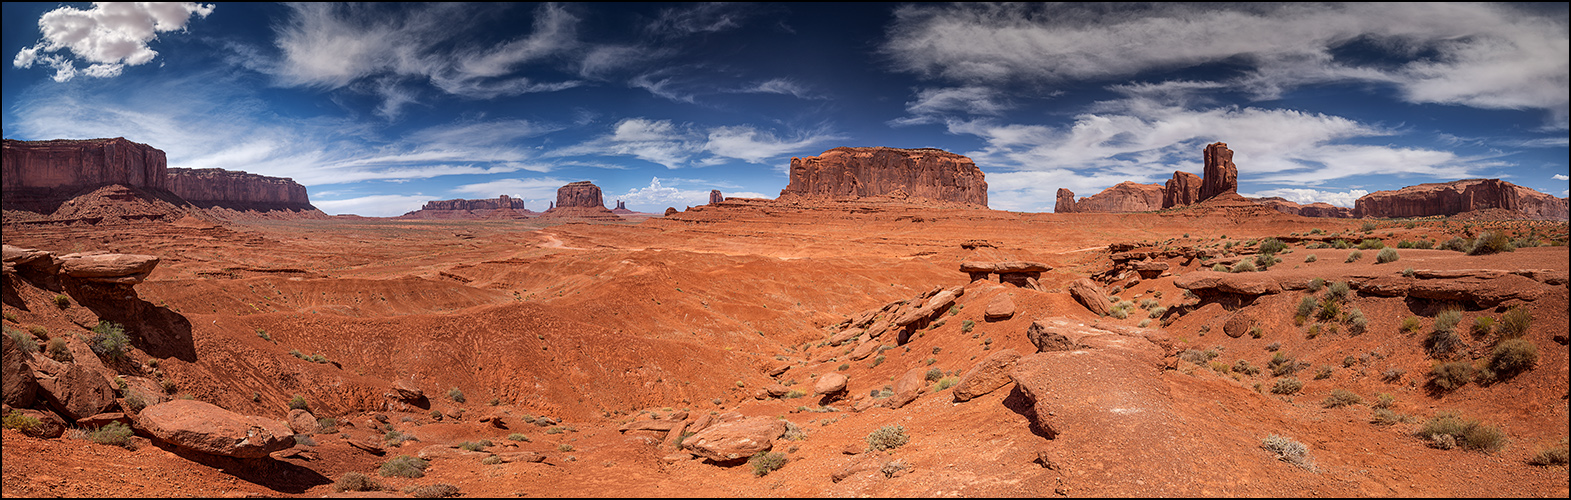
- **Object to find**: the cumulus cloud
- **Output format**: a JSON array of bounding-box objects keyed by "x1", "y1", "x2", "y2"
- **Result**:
[
  {"x1": 619, "y1": 177, "x2": 755, "y2": 209},
  {"x1": 883, "y1": 3, "x2": 1569, "y2": 125},
  {"x1": 1554, "y1": 174, "x2": 1570, "y2": 181},
  {"x1": 703, "y1": 126, "x2": 839, "y2": 164},
  {"x1": 13, "y1": 2, "x2": 214, "y2": 82},
  {"x1": 1242, "y1": 188, "x2": 1370, "y2": 208}
]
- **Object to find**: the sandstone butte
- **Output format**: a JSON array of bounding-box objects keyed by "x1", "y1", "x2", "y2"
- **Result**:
[
  {"x1": 166, "y1": 167, "x2": 313, "y2": 211},
  {"x1": 538, "y1": 180, "x2": 623, "y2": 220},
  {"x1": 399, "y1": 195, "x2": 537, "y2": 219},
  {"x1": 777, "y1": 147, "x2": 988, "y2": 206},
  {"x1": 1354, "y1": 178, "x2": 1569, "y2": 221},
  {"x1": 1057, "y1": 142, "x2": 1235, "y2": 213}
]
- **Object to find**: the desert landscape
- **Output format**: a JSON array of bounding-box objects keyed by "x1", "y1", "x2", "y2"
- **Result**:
[{"x1": 3, "y1": 137, "x2": 1568, "y2": 498}]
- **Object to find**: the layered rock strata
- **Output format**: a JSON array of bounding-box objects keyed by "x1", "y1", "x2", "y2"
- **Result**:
[
  {"x1": 1353, "y1": 179, "x2": 1568, "y2": 220},
  {"x1": 1068, "y1": 182, "x2": 1166, "y2": 213},
  {"x1": 165, "y1": 167, "x2": 314, "y2": 211},
  {"x1": 2, "y1": 138, "x2": 167, "y2": 192},
  {"x1": 399, "y1": 195, "x2": 535, "y2": 219},
  {"x1": 539, "y1": 181, "x2": 622, "y2": 220},
  {"x1": 1056, "y1": 142, "x2": 1238, "y2": 213},
  {"x1": 778, "y1": 147, "x2": 987, "y2": 206}
]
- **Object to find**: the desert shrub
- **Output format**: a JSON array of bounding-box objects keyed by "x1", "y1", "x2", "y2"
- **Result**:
[
  {"x1": 1397, "y1": 240, "x2": 1414, "y2": 249},
  {"x1": 1497, "y1": 306, "x2": 1531, "y2": 338},
  {"x1": 1345, "y1": 250, "x2": 1363, "y2": 263},
  {"x1": 545, "y1": 426, "x2": 565, "y2": 435},
  {"x1": 1306, "y1": 278, "x2": 1325, "y2": 292},
  {"x1": 384, "y1": 430, "x2": 412, "y2": 446},
  {"x1": 2, "y1": 412, "x2": 43, "y2": 433},
  {"x1": 1528, "y1": 439, "x2": 1569, "y2": 466},
  {"x1": 1400, "y1": 316, "x2": 1422, "y2": 333},
  {"x1": 1345, "y1": 308, "x2": 1368, "y2": 335},
  {"x1": 1231, "y1": 260, "x2": 1257, "y2": 273},
  {"x1": 1268, "y1": 352, "x2": 1299, "y2": 377},
  {"x1": 1342, "y1": 356, "x2": 1357, "y2": 368},
  {"x1": 1426, "y1": 314, "x2": 1465, "y2": 357},
  {"x1": 288, "y1": 395, "x2": 309, "y2": 411},
  {"x1": 295, "y1": 434, "x2": 318, "y2": 447},
  {"x1": 318, "y1": 418, "x2": 337, "y2": 433},
  {"x1": 1295, "y1": 296, "x2": 1318, "y2": 319},
  {"x1": 1109, "y1": 308, "x2": 1129, "y2": 319},
  {"x1": 1433, "y1": 308, "x2": 1462, "y2": 333},
  {"x1": 1470, "y1": 317, "x2": 1495, "y2": 336},
  {"x1": 1333, "y1": 239, "x2": 1351, "y2": 250},
  {"x1": 1148, "y1": 306, "x2": 1167, "y2": 318},
  {"x1": 866, "y1": 424, "x2": 909, "y2": 451},
  {"x1": 1418, "y1": 412, "x2": 1506, "y2": 453},
  {"x1": 1430, "y1": 362, "x2": 1474, "y2": 391},
  {"x1": 53, "y1": 294, "x2": 71, "y2": 309},
  {"x1": 1270, "y1": 377, "x2": 1303, "y2": 395},
  {"x1": 1414, "y1": 239, "x2": 1434, "y2": 249},
  {"x1": 1440, "y1": 237, "x2": 1470, "y2": 252},
  {"x1": 961, "y1": 320, "x2": 974, "y2": 333},
  {"x1": 1401, "y1": 267, "x2": 1415, "y2": 277},
  {"x1": 123, "y1": 390, "x2": 149, "y2": 412},
  {"x1": 1232, "y1": 359, "x2": 1260, "y2": 376},
  {"x1": 1371, "y1": 409, "x2": 1407, "y2": 426},
  {"x1": 748, "y1": 451, "x2": 788, "y2": 477},
  {"x1": 924, "y1": 368, "x2": 943, "y2": 382},
  {"x1": 1323, "y1": 389, "x2": 1361, "y2": 408},
  {"x1": 1179, "y1": 349, "x2": 1212, "y2": 365},
  {"x1": 408, "y1": 484, "x2": 460, "y2": 498},
  {"x1": 378, "y1": 455, "x2": 430, "y2": 478},
  {"x1": 557, "y1": 444, "x2": 574, "y2": 452},
  {"x1": 1468, "y1": 232, "x2": 1513, "y2": 255},
  {"x1": 1261, "y1": 434, "x2": 1315, "y2": 470},
  {"x1": 1373, "y1": 393, "x2": 1395, "y2": 409},
  {"x1": 333, "y1": 472, "x2": 384, "y2": 492},
  {"x1": 4, "y1": 327, "x2": 35, "y2": 354},
  {"x1": 458, "y1": 441, "x2": 486, "y2": 452},
  {"x1": 1316, "y1": 297, "x2": 1341, "y2": 322},
  {"x1": 1259, "y1": 238, "x2": 1288, "y2": 255},
  {"x1": 1211, "y1": 263, "x2": 1229, "y2": 272},
  {"x1": 447, "y1": 387, "x2": 465, "y2": 403},
  {"x1": 1382, "y1": 368, "x2": 1406, "y2": 381},
  {"x1": 1304, "y1": 254, "x2": 1318, "y2": 263},
  {"x1": 1357, "y1": 239, "x2": 1385, "y2": 250},
  {"x1": 1265, "y1": 342, "x2": 1280, "y2": 352},
  {"x1": 88, "y1": 321, "x2": 130, "y2": 360},
  {"x1": 1314, "y1": 365, "x2": 1334, "y2": 380},
  {"x1": 1326, "y1": 281, "x2": 1350, "y2": 301},
  {"x1": 1490, "y1": 338, "x2": 1537, "y2": 375},
  {"x1": 88, "y1": 421, "x2": 135, "y2": 448},
  {"x1": 1376, "y1": 248, "x2": 1399, "y2": 263},
  {"x1": 507, "y1": 433, "x2": 530, "y2": 442}
]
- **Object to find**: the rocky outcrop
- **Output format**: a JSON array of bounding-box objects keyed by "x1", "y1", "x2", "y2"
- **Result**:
[
  {"x1": 400, "y1": 195, "x2": 536, "y2": 219},
  {"x1": 1353, "y1": 179, "x2": 1569, "y2": 220},
  {"x1": 1253, "y1": 197, "x2": 1353, "y2": 218},
  {"x1": 1055, "y1": 188, "x2": 1076, "y2": 213},
  {"x1": 709, "y1": 190, "x2": 723, "y2": 204},
  {"x1": 2, "y1": 138, "x2": 167, "y2": 192},
  {"x1": 3, "y1": 332, "x2": 39, "y2": 409},
  {"x1": 1163, "y1": 171, "x2": 1202, "y2": 209},
  {"x1": 135, "y1": 400, "x2": 295, "y2": 458},
  {"x1": 611, "y1": 200, "x2": 636, "y2": 215},
  {"x1": 57, "y1": 252, "x2": 159, "y2": 284},
  {"x1": 418, "y1": 195, "x2": 530, "y2": 212},
  {"x1": 683, "y1": 416, "x2": 787, "y2": 462},
  {"x1": 1200, "y1": 142, "x2": 1238, "y2": 201},
  {"x1": 884, "y1": 367, "x2": 928, "y2": 409},
  {"x1": 1069, "y1": 182, "x2": 1166, "y2": 213},
  {"x1": 539, "y1": 181, "x2": 622, "y2": 220},
  {"x1": 165, "y1": 168, "x2": 313, "y2": 210},
  {"x1": 37, "y1": 363, "x2": 117, "y2": 421},
  {"x1": 952, "y1": 349, "x2": 1021, "y2": 402},
  {"x1": 1067, "y1": 279, "x2": 1113, "y2": 316},
  {"x1": 778, "y1": 147, "x2": 987, "y2": 206}
]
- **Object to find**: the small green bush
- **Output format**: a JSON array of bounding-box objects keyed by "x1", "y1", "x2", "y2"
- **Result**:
[
  {"x1": 1490, "y1": 338, "x2": 1537, "y2": 375},
  {"x1": 4, "y1": 326, "x2": 35, "y2": 354},
  {"x1": 1371, "y1": 408, "x2": 1407, "y2": 426},
  {"x1": 1333, "y1": 239, "x2": 1351, "y2": 250},
  {"x1": 1326, "y1": 281, "x2": 1350, "y2": 301},
  {"x1": 1441, "y1": 237, "x2": 1470, "y2": 252},
  {"x1": 333, "y1": 472, "x2": 384, "y2": 492},
  {"x1": 557, "y1": 443, "x2": 574, "y2": 452},
  {"x1": 1259, "y1": 238, "x2": 1288, "y2": 255},
  {"x1": 1373, "y1": 393, "x2": 1395, "y2": 409},
  {"x1": 1261, "y1": 434, "x2": 1314, "y2": 470},
  {"x1": 1498, "y1": 306, "x2": 1531, "y2": 338},
  {"x1": 866, "y1": 424, "x2": 909, "y2": 451},
  {"x1": 1528, "y1": 439, "x2": 1569, "y2": 466},
  {"x1": 1304, "y1": 254, "x2": 1318, "y2": 263},
  {"x1": 748, "y1": 451, "x2": 788, "y2": 477},
  {"x1": 288, "y1": 395, "x2": 309, "y2": 411},
  {"x1": 88, "y1": 421, "x2": 135, "y2": 448},
  {"x1": 1295, "y1": 296, "x2": 1318, "y2": 319},
  {"x1": 1470, "y1": 317, "x2": 1495, "y2": 336},
  {"x1": 1314, "y1": 365, "x2": 1334, "y2": 380},
  {"x1": 1418, "y1": 411, "x2": 1506, "y2": 453},
  {"x1": 318, "y1": 418, "x2": 337, "y2": 433},
  {"x1": 1232, "y1": 359, "x2": 1260, "y2": 376},
  {"x1": 1376, "y1": 248, "x2": 1399, "y2": 264},
  {"x1": 1316, "y1": 297, "x2": 1341, "y2": 322},
  {"x1": 1400, "y1": 316, "x2": 1422, "y2": 333},
  {"x1": 53, "y1": 294, "x2": 71, "y2": 309},
  {"x1": 2, "y1": 412, "x2": 43, "y2": 433},
  {"x1": 1357, "y1": 239, "x2": 1385, "y2": 250},
  {"x1": 1270, "y1": 377, "x2": 1303, "y2": 395},
  {"x1": 1345, "y1": 250, "x2": 1363, "y2": 263},
  {"x1": 961, "y1": 320, "x2": 974, "y2": 333},
  {"x1": 507, "y1": 433, "x2": 530, "y2": 442},
  {"x1": 1431, "y1": 362, "x2": 1474, "y2": 391},
  {"x1": 1323, "y1": 389, "x2": 1361, "y2": 408},
  {"x1": 1231, "y1": 260, "x2": 1257, "y2": 273},
  {"x1": 378, "y1": 455, "x2": 429, "y2": 478},
  {"x1": 1211, "y1": 263, "x2": 1229, "y2": 272},
  {"x1": 1468, "y1": 232, "x2": 1513, "y2": 255},
  {"x1": 88, "y1": 321, "x2": 130, "y2": 360},
  {"x1": 1268, "y1": 352, "x2": 1299, "y2": 377},
  {"x1": 447, "y1": 387, "x2": 465, "y2": 403}
]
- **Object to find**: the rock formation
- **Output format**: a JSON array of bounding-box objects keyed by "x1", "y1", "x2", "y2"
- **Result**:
[
  {"x1": 709, "y1": 190, "x2": 723, "y2": 204},
  {"x1": 778, "y1": 147, "x2": 987, "y2": 206},
  {"x1": 1068, "y1": 182, "x2": 1166, "y2": 213},
  {"x1": 165, "y1": 168, "x2": 314, "y2": 211},
  {"x1": 418, "y1": 195, "x2": 529, "y2": 212},
  {"x1": 1163, "y1": 171, "x2": 1202, "y2": 208},
  {"x1": 399, "y1": 195, "x2": 535, "y2": 219},
  {"x1": 539, "y1": 181, "x2": 622, "y2": 221},
  {"x1": 1353, "y1": 179, "x2": 1569, "y2": 220},
  {"x1": 135, "y1": 399, "x2": 295, "y2": 458},
  {"x1": 2, "y1": 138, "x2": 167, "y2": 193},
  {"x1": 1055, "y1": 188, "x2": 1076, "y2": 213},
  {"x1": 1252, "y1": 197, "x2": 1353, "y2": 218},
  {"x1": 611, "y1": 200, "x2": 636, "y2": 215},
  {"x1": 1199, "y1": 142, "x2": 1238, "y2": 201}
]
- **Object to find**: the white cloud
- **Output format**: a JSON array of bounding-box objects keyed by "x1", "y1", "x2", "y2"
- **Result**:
[
  {"x1": 312, "y1": 194, "x2": 432, "y2": 217},
  {"x1": 548, "y1": 118, "x2": 833, "y2": 169},
  {"x1": 449, "y1": 177, "x2": 570, "y2": 201},
  {"x1": 1242, "y1": 188, "x2": 1370, "y2": 208},
  {"x1": 620, "y1": 177, "x2": 720, "y2": 208},
  {"x1": 883, "y1": 3, "x2": 1569, "y2": 126},
  {"x1": 703, "y1": 126, "x2": 839, "y2": 164},
  {"x1": 729, "y1": 78, "x2": 823, "y2": 100},
  {"x1": 644, "y1": 3, "x2": 752, "y2": 36},
  {"x1": 891, "y1": 86, "x2": 1012, "y2": 126},
  {"x1": 1554, "y1": 174, "x2": 1570, "y2": 181},
  {"x1": 13, "y1": 2, "x2": 214, "y2": 81}
]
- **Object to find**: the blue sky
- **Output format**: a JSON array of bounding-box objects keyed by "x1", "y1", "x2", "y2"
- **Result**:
[{"x1": 4, "y1": 3, "x2": 1567, "y2": 216}]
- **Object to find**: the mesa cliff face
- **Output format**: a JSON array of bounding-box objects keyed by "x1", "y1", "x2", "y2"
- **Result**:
[
  {"x1": 1199, "y1": 142, "x2": 1238, "y2": 202},
  {"x1": 166, "y1": 168, "x2": 314, "y2": 210},
  {"x1": 1057, "y1": 142, "x2": 1236, "y2": 214},
  {"x1": 1068, "y1": 182, "x2": 1166, "y2": 213},
  {"x1": 1253, "y1": 197, "x2": 1353, "y2": 218},
  {"x1": 778, "y1": 147, "x2": 987, "y2": 206},
  {"x1": 1354, "y1": 179, "x2": 1569, "y2": 220},
  {"x1": 398, "y1": 195, "x2": 535, "y2": 219},
  {"x1": 2, "y1": 138, "x2": 167, "y2": 192},
  {"x1": 540, "y1": 181, "x2": 621, "y2": 220},
  {"x1": 419, "y1": 195, "x2": 529, "y2": 212}
]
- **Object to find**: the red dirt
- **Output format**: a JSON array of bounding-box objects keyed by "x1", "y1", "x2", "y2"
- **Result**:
[{"x1": 3, "y1": 200, "x2": 1567, "y2": 497}]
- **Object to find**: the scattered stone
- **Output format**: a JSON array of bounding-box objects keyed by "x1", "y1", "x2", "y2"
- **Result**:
[
  {"x1": 1066, "y1": 279, "x2": 1113, "y2": 316},
  {"x1": 984, "y1": 294, "x2": 1016, "y2": 320},
  {"x1": 884, "y1": 367, "x2": 928, "y2": 409},
  {"x1": 497, "y1": 451, "x2": 546, "y2": 463},
  {"x1": 953, "y1": 349, "x2": 1022, "y2": 402},
  {"x1": 1027, "y1": 320, "x2": 1085, "y2": 353},
  {"x1": 2, "y1": 331, "x2": 38, "y2": 409},
  {"x1": 1223, "y1": 314, "x2": 1254, "y2": 339},
  {"x1": 814, "y1": 372, "x2": 848, "y2": 396},
  {"x1": 36, "y1": 362, "x2": 117, "y2": 421},
  {"x1": 8, "y1": 408, "x2": 66, "y2": 438},
  {"x1": 76, "y1": 412, "x2": 133, "y2": 429}
]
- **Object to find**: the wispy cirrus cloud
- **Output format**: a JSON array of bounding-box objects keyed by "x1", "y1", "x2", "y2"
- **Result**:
[{"x1": 545, "y1": 118, "x2": 838, "y2": 169}]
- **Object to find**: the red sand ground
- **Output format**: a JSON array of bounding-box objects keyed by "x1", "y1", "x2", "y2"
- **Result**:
[{"x1": 2, "y1": 199, "x2": 1567, "y2": 497}]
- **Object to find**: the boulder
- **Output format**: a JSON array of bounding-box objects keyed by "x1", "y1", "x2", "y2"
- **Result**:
[
  {"x1": 847, "y1": 339, "x2": 882, "y2": 361},
  {"x1": 37, "y1": 362, "x2": 117, "y2": 421},
  {"x1": 1162, "y1": 171, "x2": 1202, "y2": 208},
  {"x1": 829, "y1": 327, "x2": 864, "y2": 346},
  {"x1": 418, "y1": 445, "x2": 490, "y2": 460},
  {"x1": 683, "y1": 416, "x2": 787, "y2": 462},
  {"x1": 884, "y1": 367, "x2": 928, "y2": 409},
  {"x1": 287, "y1": 409, "x2": 321, "y2": 435},
  {"x1": 135, "y1": 400, "x2": 295, "y2": 458},
  {"x1": 814, "y1": 372, "x2": 848, "y2": 396},
  {"x1": 1026, "y1": 319, "x2": 1087, "y2": 352},
  {"x1": 1066, "y1": 279, "x2": 1113, "y2": 316},
  {"x1": 2, "y1": 331, "x2": 38, "y2": 408},
  {"x1": 496, "y1": 451, "x2": 546, "y2": 463},
  {"x1": 348, "y1": 435, "x2": 387, "y2": 455},
  {"x1": 1173, "y1": 271, "x2": 1285, "y2": 296},
  {"x1": 1130, "y1": 261, "x2": 1169, "y2": 279},
  {"x1": 1354, "y1": 178, "x2": 1568, "y2": 220},
  {"x1": 894, "y1": 287, "x2": 961, "y2": 326},
  {"x1": 389, "y1": 379, "x2": 424, "y2": 401},
  {"x1": 57, "y1": 252, "x2": 160, "y2": 284},
  {"x1": 778, "y1": 147, "x2": 988, "y2": 206},
  {"x1": 1067, "y1": 181, "x2": 1166, "y2": 213},
  {"x1": 952, "y1": 349, "x2": 1021, "y2": 402},
  {"x1": 1199, "y1": 142, "x2": 1238, "y2": 201},
  {"x1": 984, "y1": 294, "x2": 1016, "y2": 320},
  {"x1": 76, "y1": 412, "x2": 134, "y2": 429},
  {"x1": 1223, "y1": 314, "x2": 1254, "y2": 338}
]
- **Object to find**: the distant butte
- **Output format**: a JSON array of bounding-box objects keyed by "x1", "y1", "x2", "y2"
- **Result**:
[
  {"x1": 777, "y1": 147, "x2": 987, "y2": 207},
  {"x1": 538, "y1": 181, "x2": 623, "y2": 221},
  {"x1": 399, "y1": 195, "x2": 535, "y2": 220},
  {"x1": 1354, "y1": 178, "x2": 1568, "y2": 220}
]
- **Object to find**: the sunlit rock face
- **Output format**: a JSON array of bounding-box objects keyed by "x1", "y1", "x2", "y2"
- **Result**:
[{"x1": 778, "y1": 147, "x2": 988, "y2": 206}]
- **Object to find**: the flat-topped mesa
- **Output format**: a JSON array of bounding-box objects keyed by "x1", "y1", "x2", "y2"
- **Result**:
[
  {"x1": 1354, "y1": 178, "x2": 1569, "y2": 220},
  {"x1": 165, "y1": 167, "x2": 314, "y2": 210},
  {"x1": 1068, "y1": 181, "x2": 1166, "y2": 213},
  {"x1": 2, "y1": 138, "x2": 167, "y2": 192},
  {"x1": 1199, "y1": 142, "x2": 1239, "y2": 201},
  {"x1": 539, "y1": 181, "x2": 622, "y2": 220},
  {"x1": 778, "y1": 147, "x2": 988, "y2": 206},
  {"x1": 420, "y1": 195, "x2": 529, "y2": 212}
]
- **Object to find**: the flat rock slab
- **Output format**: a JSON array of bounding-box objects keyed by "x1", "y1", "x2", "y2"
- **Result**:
[
  {"x1": 135, "y1": 399, "x2": 294, "y2": 458},
  {"x1": 684, "y1": 416, "x2": 787, "y2": 462}
]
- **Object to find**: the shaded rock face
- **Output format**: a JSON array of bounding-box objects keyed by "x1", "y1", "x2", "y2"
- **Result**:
[
  {"x1": 779, "y1": 147, "x2": 987, "y2": 206},
  {"x1": 1067, "y1": 279, "x2": 1113, "y2": 316},
  {"x1": 1163, "y1": 171, "x2": 1202, "y2": 209},
  {"x1": 555, "y1": 181, "x2": 605, "y2": 209},
  {"x1": 2, "y1": 138, "x2": 167, "y2": 192},
  {"x1": 1070, "y1": 182, "x2": 1166, "y2": 213},
  {"x1": 165, "y1": 168, "x2": 313, "y2": 210},
  {"x1": 1055, "y1": 188, "x2": 1076, "y2": 213},
  {"x1": 709, "y1": 190, "x2": 723, "y2": 204},
  {"x1": 135, "y1": 400, "x2": 295, "y2": 458},
  {"x1": 2, "y1": 332, "x2": 39, "y2": 409},
  {"x1": 38, "y1": 362, "x2": 117, "y2": 421},
  {"x1": 1200, "y1": 142, "x2": 1239, "y2": 201},
  {"x1": 1354, "y1": 178, "x2": 1569, "y2": 220}
]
